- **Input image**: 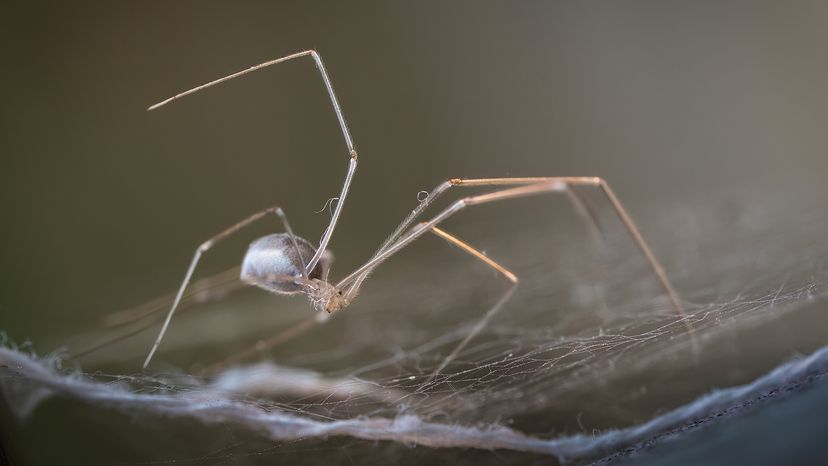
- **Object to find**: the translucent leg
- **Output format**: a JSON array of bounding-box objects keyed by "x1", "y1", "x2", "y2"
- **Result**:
[
  {"x1": 341, "y1": 178, "x2": 683, "y2": 314},
  {"x1": 426, "y1": 226, "x2": 519, "y2": 379},
  {"x1": 144, "y1": 206, "x2": 308, "y2": 368}
]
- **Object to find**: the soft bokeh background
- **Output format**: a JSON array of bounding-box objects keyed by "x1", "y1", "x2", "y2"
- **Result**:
[{"x1": 2, "y1": 2, "x2": 828, "y2": 465}]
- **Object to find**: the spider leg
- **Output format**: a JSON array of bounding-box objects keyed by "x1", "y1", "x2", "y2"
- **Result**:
[
  {"x1": 71, "y1": 266, "x2": 244, "y2": 361},
  {"x1": 148, "y1": 50, "x2": 358, "y2": 273},
  {"x1": 347, "y1": 178, "x2": 606, "y2": 297},
  {"x1": 199, "y1": 304, "x2": 329, "y2": 376},
  {"x1": 103, "y1": 266, "x2": 242, "y2": 329},
  {"x1": 449, "y1": 177, "x2": 681, "y2": 311},
  {"x1": 339, "y1": 178, "x2": 683, "y2": 314},
  {"x1": 143, "y1": 206, "x2": 309, "y2": 369},
  {"x1": 564, "y1": 184, "x2": 605, "y2": 244},
  {"x1": 197, "y1": 265, "x2": 339, "y2": 375},
  {"x1": 426, "y1": 226, "x2": 519, "y2": 379}
]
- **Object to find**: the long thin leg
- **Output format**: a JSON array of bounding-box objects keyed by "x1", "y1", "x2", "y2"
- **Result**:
[
  {"x1": 200, "y1": 310, "x2": 330, "y2": 376},
  {"x1": 143, "y1": 206, "x2": 308, "y2": 369},
  {"x1": 339, "y1": 178, "x2": 683, "y2": 314},
  {"x1": 195, "y1": 267, "x2": 336, "y2": 374},
  {"x1": 427, "y1": 226, "x2": 519, "y2": 378},
  {"x1": 564, "y1": 184, "x2": 605, "y2": 244},
  {"x1": 347, "y1": 178, "x2": 606, "y2": 297},
  {"x1": 72, "y1": 267, "x2": 244, "y2": 361},
  {"x1": 374, "y1": 178, "x2": 604, "y2": 258},
  {"x1": 201, "y1": 228, "x2": 516, "y2": 376},
  {"x1": 102, "y1": 266, "x2": 242, "y2": 328},
  {"x1": 147, "y1": 50, "x2": 358, "y2": 273}
]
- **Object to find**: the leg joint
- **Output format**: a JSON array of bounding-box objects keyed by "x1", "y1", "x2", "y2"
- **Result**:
[{"x1": 593, "y1": 176, "x2": 606, "y2": 186}]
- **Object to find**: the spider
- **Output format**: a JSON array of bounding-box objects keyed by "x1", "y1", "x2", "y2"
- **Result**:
[{"x1": 142, "y1": 50, "x2": 683, "y2": 371}]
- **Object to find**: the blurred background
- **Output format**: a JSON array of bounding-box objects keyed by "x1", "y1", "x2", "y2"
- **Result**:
[{"x1": 2, "y1": 1, "x2": 828, "y2": 465}]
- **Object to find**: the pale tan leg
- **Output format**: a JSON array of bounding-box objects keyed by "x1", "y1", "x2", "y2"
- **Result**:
[
  {"x1": 341, "y1": 177, "x2": 683, "y2": 315},
  {"x1": 101, "y1": 266, "x2": 243, "y2": 329},
  {"x1": 163, "y1": 271, "x2": 329, "y2": 376},
  {"x1": 450, "y1": 178, "x2": 682, "y2": 313},
  {"x1": 148, "y1": 50, "x2": 358, "y2": 273},
  {"x1": 564, "y1": 184, "x2": 605, "y2": 244},
  {"x1": 347, "y1": 178, "x2": 606, "y2": 298},
  {"x1": 427, "y1": 226, "x2": 519, "y2": 379},
  {"x1": 200, "y1": 309, "x2": 329, "y2": 376},
  {"x1": 71, "y1": 267, "x2": 244, "y2": 361},
  {"x1": 205, "y1": 227, "x2": 518, "y2": 377},
  {"x1": 143, "y1": 206, "x2": 310, "y2": 369}
]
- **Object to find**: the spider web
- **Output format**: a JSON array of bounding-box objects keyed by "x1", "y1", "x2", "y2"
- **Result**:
[{"x1": 2, "y1": 190, "x2": 828, "y2": 465}]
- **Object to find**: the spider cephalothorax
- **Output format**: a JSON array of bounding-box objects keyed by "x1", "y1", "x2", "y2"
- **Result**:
[{"x1": 306, "y1": 279, "x2": 349, "y2": 314}]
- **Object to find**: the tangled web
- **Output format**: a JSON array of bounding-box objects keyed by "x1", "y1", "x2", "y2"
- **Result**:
[{"x1": 2, "y1": 194, "x2": 828, "y2": 464}]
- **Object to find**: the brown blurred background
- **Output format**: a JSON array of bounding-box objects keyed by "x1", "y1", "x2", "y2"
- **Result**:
[
  {"x1": 3, "y1": 1, "x2": 827, "y2": 345},
  {"x1": 3, "y1": 2, "x2": 828, "y2": 465}
]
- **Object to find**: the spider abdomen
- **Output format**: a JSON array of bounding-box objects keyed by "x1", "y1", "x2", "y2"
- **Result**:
[{"x1": 241, "y1": 233, "x2": 322, "y2": 294}]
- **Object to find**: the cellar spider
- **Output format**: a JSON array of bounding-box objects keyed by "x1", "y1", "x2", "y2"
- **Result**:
[{"x1": 142, "y1": 50, "x2": 684, "y2": 372}]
